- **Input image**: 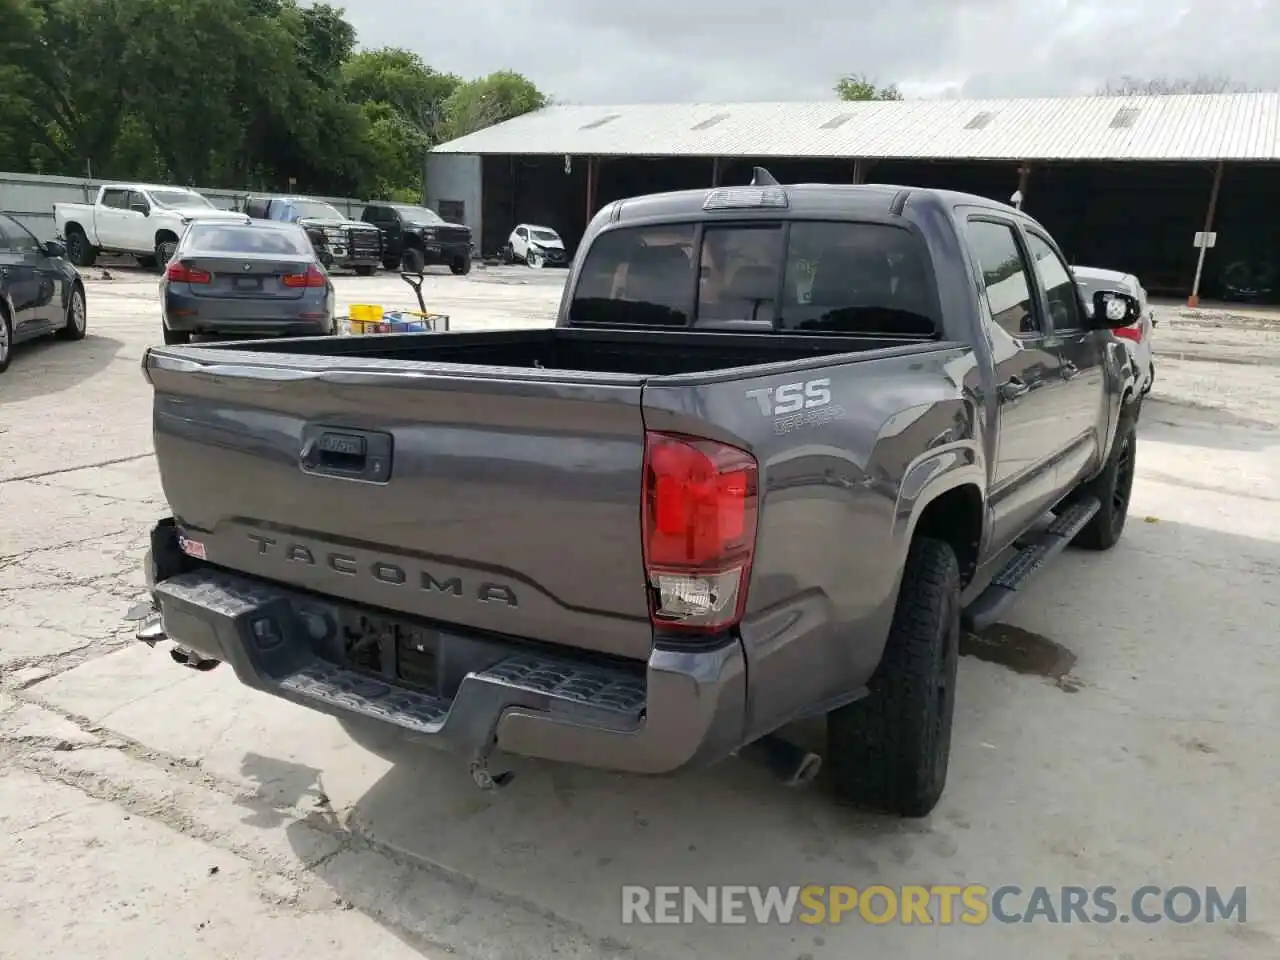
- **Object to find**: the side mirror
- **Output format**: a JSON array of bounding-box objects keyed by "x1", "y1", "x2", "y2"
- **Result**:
[
  {"x1": 43, "y1": 240, "x2": 66, "y2": 259},
  {"x1": 1091, "y1": 290, "x2": 1141, "y2": 329}
]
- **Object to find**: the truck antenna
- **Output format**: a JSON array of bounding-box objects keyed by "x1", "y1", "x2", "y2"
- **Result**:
[{"x1": 750, "y1": 166, "x2": 780, "y2": 187}]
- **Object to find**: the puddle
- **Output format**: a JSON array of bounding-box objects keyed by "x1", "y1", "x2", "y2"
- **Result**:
[{"x1": 961, "y1": 623, "x2": 1078, "y2": 682}]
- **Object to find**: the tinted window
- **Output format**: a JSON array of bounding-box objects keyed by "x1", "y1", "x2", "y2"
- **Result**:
[
  {"x1": 531, "y1": 229, "x2": 559, "y2": 243},
  {"x1": 569, "y1": 224, "x2": 696, "y2": 327},
  {"x1": 779, "y1": 222, "x2": 936, "y2": 335},
  {"x1": 101, "y1": 189, "x2": 129, "y2": 209},
  {"x1": 698, "y1": 224, "x2": 783, "y2": 325},
  {"x1": 285, "y1": 199, "x2": 344, "y2": 220},
  {"x1": 184, "y1": 223, "x2": 311, "y2": 256},
  {"x1": 0, "y1": 214, "x2": 38, "y2": 253},
  {"x1": 1026, "y1": 233, "x2": 1083, "y2": 331},
  {"x1": 965, "y1": 220, "x2": 1037, "y2": 336}
]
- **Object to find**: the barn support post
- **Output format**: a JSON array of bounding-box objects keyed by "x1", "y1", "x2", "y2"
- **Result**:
[
  {"x1": 584, "y1": 156, "x2": 601, "y2": 224},
  {"x1": 852, "y1": 159, "x2": 869, "y2": 184},
  {"x1": 1013, "y1": 163, "x2": 1032, "y2": 208},
  {"x1": 711, "y1": 157, "x2": 722, "y2": 186},
  {"x1": 1188, "y1": 160, "x2": 1225, "y2": 308}
]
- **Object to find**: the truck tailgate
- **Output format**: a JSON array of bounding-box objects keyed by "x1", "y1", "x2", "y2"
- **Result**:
[{"x1": 145, "y1": 348, "x2": 655, "y2": 660}]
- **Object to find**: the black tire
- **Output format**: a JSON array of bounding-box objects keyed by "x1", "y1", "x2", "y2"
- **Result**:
[
  {"x1": 382, "y1": 256, "x2": 400, "y2": 271},
  {"x1": 500, "y1": 245, "x2": 514, "y2": 265},
  {"x1": 354, "y1": 264, "x2": 376, "y2": 277},
  {"x1": 0, "y1": 305, "x2": 12, "y2": 374},
  {"x1": 56, "y1": 283, "x2": 87, "y2": 341},
  {"x1": 162, "y1": 326, "x2": 190, "y2": 345},
  {"x1": 155, "y1": 235, "x2": 178, "y2": 272},
  {"x1": 65, "y1": 228, "x2": 96, "y2": 268},
  {"x1": 1069, "y1": 405, "x2": 1137, "y2": 551},
  {"x1": 137, "y1": 254, "x2": 158, "y2": 269},
  {"x1": 450, "y1": 255, "x2": 471, "y2": 276},
  {"x1": 401, "y1": 247, "x2": 425, "y2": 274},
  {"x1": 826, "y1": 537, "x2": 960, "y2": 817}
]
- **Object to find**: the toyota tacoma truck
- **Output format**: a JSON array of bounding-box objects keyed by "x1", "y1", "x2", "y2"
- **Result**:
[
  {"x1": 53, "y1": 183, "x2": 246, "y2": 270},
  {"x1": 243, "y1": 195, "x2": 383, "y2": 275},
  {"x1": 135, "y1": 173, "x2": 1142, "y2": 817}
]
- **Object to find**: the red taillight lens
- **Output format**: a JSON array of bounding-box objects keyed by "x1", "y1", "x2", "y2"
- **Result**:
[
  {"x1": 642, "y1": 431, "x2": 759, "y2": 633},
  {"x1": 1113, "y1": 324, "x2": 1142, "y2": 343},
  {"x1": 165, "y1": 261, "x2": 210, "y2": 284},
  {"x1": 283, "y1": 264, "x2": 326, "y2": 288}
]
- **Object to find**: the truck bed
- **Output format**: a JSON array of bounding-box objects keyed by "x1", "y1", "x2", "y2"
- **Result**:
[{"x1": 181, "y1": 326, "x2": 931, "y2": 377}]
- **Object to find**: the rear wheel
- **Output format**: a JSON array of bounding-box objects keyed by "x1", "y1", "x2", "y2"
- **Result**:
[
  {"x1": 0, "y1": 305, "x2": 12, "y2": 374},
  {"x1": 1068, "y1": 405, "x2": 1137, "y2": 551},
  {"x1": 500, "y1": 244, "x2": 514, "y2": 265},
  {"x1": 401, "y1": 247, "x2": 425, "y2": 274},
  {"x1": 162, "y1": 326, "x2": 190, "y2": 345},
  {"x1": 354, "y1": 264, "x2": 376, "y2": 277},
  {"x1": 66, "y1": 228, "x2": 96, "y2": 268},
  {"x1": 382, "y1": 256, "x2": 400, "y2": 271},
  {"x1": 826, "y1": 537, "x2": 960, "y2": 817},
  {"x1": 56, "y1": 284, "x2": 87, "y2": 341},
  {"x1": 450, "y1": 254, "x2": 471, "y2": 276}
]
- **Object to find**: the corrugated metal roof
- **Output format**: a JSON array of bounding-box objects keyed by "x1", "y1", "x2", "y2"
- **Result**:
[{"x1": 432, "y1": 94, "x2": 1280, "y2": 161}]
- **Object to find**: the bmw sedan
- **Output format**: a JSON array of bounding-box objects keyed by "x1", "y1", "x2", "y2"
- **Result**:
[
  {"x1": 0, "y1": 212, "x2": 87, "y2": 375},
  {"x1": 160, "y1": 219, "x2": 336, "y2": 344}
]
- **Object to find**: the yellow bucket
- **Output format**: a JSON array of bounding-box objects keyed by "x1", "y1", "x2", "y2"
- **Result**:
[{"x1": 349, "y1": 303, "x2": 383, "y2": 323}]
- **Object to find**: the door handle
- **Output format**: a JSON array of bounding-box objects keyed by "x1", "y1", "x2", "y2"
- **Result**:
[
  {"x1": 1061, "y1": 361, "x2": 1079, "y2": 380},
  {"x1": 998, "y1": 377, "x2": 1030, "y2": 402}
]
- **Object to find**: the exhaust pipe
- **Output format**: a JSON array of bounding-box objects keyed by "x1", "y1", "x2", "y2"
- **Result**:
[
  {"x1": 169, "y1": 646, "x2": 221, "y2": 671},
  {"x1": 738, "y1": 734, "x2": 823, "y2": 787}
]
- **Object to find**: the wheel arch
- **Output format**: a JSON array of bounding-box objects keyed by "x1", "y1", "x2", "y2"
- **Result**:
[{"x1": 907, "y1": 482, "x2": 985, "y2": 589}]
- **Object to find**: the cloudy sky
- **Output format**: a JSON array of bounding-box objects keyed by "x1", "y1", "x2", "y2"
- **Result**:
[{"x1": 340, "y1": 0, "x2": 1277, "y2": 103}]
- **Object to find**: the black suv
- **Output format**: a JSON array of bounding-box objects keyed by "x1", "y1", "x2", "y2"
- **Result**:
[{"x1": 360, "y1": 203, "x2": 473, "y2": 275}]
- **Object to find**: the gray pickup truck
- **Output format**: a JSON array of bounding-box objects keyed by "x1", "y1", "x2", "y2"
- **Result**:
[{"x1": 136, "y1": 173, "x2": 1142, "y2": 817}]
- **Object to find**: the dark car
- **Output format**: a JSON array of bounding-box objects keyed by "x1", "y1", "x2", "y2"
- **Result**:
[
  {"x1": 243, "y1": 196, "x2": 382, "y2": 275},
  {"x1": 0, "y1": 212, "x2": 87, "y2": 374},
  {"x1": 360, "y1": 202, "x2": 473, "y2": 275},
  {"x1": 136, "y1": 174, "x2": 1144, "y2": 818},
  {"x1": 159, "y1": 219, "x2": 336, "y2": 345}
]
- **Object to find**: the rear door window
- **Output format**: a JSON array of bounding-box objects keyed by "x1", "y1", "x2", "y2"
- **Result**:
[
  {"x1": 965, "y1": 219, "x2": 1038, "y2": 337},
  {"x1": 568, "y1": 224, "x2": 696, "y2": 327},
  {"x1": 779, "y1": 222, "x2": 937, "y2": 335}
]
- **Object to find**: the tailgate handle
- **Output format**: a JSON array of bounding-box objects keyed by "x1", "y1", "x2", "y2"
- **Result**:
[{"x1": 299, "y1": 427, "x2": 393, "y2": 483}]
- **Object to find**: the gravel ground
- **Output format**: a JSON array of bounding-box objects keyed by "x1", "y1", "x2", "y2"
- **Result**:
[{"x1": 1, "y1": 266, "x2": 1278, "y2": 959}]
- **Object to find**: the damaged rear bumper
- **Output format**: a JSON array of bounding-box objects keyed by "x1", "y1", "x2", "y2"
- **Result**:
[{"x1": 140, "y1": 521, "x2": 746, "y2": 779}]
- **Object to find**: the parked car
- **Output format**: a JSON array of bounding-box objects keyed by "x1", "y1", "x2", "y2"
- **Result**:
[
  {"x1": 53, "y1": 183, "x2": 245, "y2": 271},
  {"x1": 243, "y1": 196, "x2": 382, "y2": 276},
  {"x1": 135, "y1": 174, "x2": 1142, "y2": 818},
  {"x1": 0, "y1": 212, "x2": 87, "y2": 374},
  {"x1": 360, "y1": 202, "x2": 472, "y2": 275},
  {"x1": 1074, "y1": 265, "x2": 1155, "y2": 395},
  {"x1": 502, "y1": 223, "x2": 568, "y2": 267},
  {"x1": 158, "y1": 218, "x2": 335, "y2": 345}
]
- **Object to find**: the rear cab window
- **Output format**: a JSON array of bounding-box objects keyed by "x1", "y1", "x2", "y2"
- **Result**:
[{"x1": 567, "y1": 219, "x2": 939, "y2": 337}]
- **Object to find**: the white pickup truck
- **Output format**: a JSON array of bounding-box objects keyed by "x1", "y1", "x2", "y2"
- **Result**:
[{"x1": 53, "y1": 184, "x2": 246, "y2": 270}]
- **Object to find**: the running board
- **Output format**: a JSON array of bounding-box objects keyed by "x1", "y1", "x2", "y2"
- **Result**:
[{"x1": 962, "y1": 497, "x2": 1100, "y2": 632}]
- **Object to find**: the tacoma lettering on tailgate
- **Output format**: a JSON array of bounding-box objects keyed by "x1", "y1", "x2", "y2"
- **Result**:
[{"x1": 246, "y1": 534, "x2": 519, "y2": 607}]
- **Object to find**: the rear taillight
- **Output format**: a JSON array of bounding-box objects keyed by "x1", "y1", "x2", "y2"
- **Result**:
[
  {"x1": 1113, "y1": 324, "x2": 1143, "y2": 343},
  {"x1": 642, "y1": 431, "x2": 759, "y2": 634},
  {"x1": 166, "y1": 262, "x2": 210, "y2": 284},
  {"x1": 283, "y1": 264, "x2": 327, "y2": 288}
]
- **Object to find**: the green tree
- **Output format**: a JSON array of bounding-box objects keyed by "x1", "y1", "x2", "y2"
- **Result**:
[
  {"x1": 441, "y1": 69, "x2": 547, "y2": 140},
  {"x1": 835, "y1": 73, "x2": 904, "y2": 101},
  {"x1": 343, "y1": 48, "x2": 461, "y2": 139}
]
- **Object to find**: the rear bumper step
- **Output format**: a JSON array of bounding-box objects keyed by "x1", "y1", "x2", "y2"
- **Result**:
[
  {"x1": 962, "y1": 496, "x2": 1100, "y2": 632},
  {"x1": 142, "y1": 567, "x2": 746, "y2": 777}
]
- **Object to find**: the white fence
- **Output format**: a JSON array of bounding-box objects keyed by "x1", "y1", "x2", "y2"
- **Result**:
[{"x1": 0, "y1": 170, "x2": 367, "y2": 242}]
